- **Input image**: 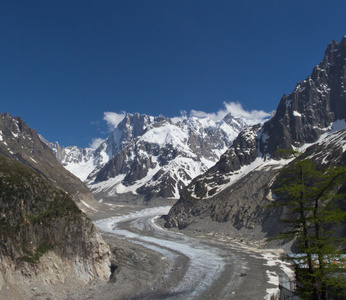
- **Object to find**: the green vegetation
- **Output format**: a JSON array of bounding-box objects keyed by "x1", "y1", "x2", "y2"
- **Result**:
[
  {"x1": 20, "y1": 240, "x2": 53, "y2": 263},
  {"x1": 272, "y1": 151, "x2": 346, "y2": 299},
  {"x1": 0, "y1": 154, "x2": 83, "y2": 264}
]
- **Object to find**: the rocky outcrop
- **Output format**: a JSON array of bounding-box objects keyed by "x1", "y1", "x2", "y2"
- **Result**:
[
  {"x1": 0, "y1": 154, "x2": 111, "y2": 298},
  {"x1": 304, "y1": 126, "x2": 346, "y2": 166},
  {"x1": 259, "y1": 36, "x2": 346, "y2": 155},
  {"x1": 180, "y1": 124, "x2": 261, "y2": 200},
  {"x1": 0, "y1": 113, "x2": 112, "y2": 297}
]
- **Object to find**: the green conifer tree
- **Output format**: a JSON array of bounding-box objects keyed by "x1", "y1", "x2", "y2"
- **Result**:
[{"x1": 272, "y1": 151, "x2": 346, "y2": 299}]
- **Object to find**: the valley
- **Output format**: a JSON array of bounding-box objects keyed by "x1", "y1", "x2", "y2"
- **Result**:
[
  {"x1": 1, "y1": 36, "x2": 345, "y2": 299},
  {"x1": 61, "y1": 203, "x2": 292, "y2": 300}
]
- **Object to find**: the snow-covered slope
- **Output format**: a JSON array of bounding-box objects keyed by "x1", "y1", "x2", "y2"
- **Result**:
[
  {"x1": 49, "y1": 112, "x2": 263, "y2": 200},
  {"x1": 181, "y1": 120, "x2": 345, "y2": 203},
  {"x1": 89, "y1": 113, "x2": 249, "y2": 200}
]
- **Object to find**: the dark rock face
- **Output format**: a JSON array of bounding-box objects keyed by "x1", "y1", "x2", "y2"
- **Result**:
[
  {"x1": 304, "y1": 127, "x2": 346, "y2": 166},
  {"x1": 165, "y1": 37, "x2": 346, "y2": 239},
  {"x1": 259, "y1": 37, "x2": 346, "y2": 155},
  {"x1": 180, "y1": 124, "x2": 261, "y2": 201},
  {"x1": 214, "y1": 124, "x2": 261, "y2": 173},
  {"x1": 0, "y1": 112, "x2": 95, "y2": 206},
  {"x1": 94, "y1": 140, "x2": 160, "y2": 184}
]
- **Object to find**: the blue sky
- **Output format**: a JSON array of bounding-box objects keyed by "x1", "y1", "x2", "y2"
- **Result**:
[{"x1": 1, "y1": 1, "x2": 346, "y2": 148}]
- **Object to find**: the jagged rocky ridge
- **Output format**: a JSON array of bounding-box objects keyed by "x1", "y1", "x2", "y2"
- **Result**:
[
  {"x1": 259, "y1": 36, "x2": 346, "y2": 155},
  {"x1": 165, "y1": 36, "x2": 346, "y2": 240},
  {"x1": 0, "y1": 113, "x2": 111, "y2": 297},
  {"x1": 51, "y1": 112, "x2": 255, "y2": 200},
  {"x1": 0, "y1": 112, "x2": 98, "y2": 212}
]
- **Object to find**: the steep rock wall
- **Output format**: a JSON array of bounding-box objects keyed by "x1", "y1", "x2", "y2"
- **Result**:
[{"x1": 0, "y1": 154, "x2": 110, "y2": 297}]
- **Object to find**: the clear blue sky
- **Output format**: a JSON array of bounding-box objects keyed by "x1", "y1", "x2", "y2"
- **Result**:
[{"x1": 1, "y1": 0, "x2": 345, "y2": 148}]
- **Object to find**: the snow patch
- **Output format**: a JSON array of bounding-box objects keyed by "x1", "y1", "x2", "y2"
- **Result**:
[
  {"x1": 195, "y1": 157, "x2": 293, "y2": 199},
  {"x1": 292, "y1": 111, "x2": 301, "y2": 117},
  {"x1": 80, "y1": 200, "x2": 97, "y2": 212},
  {"x1": 29, "y1": 157, "x2": 38, "y2": 164},
  {"x1": 90, "y1": 174, "x2": 127, "y2": 195},
  {"x1": 65, "y1": 159, "x2": 96, "y2": 182},
  {"x1": 140, "y1": 123, "x2": 189, "y2": 149}
]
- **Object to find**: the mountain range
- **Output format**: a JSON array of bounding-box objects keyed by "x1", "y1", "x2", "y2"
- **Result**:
[
  {"x1": 48, "y1": 37, "x2": 346, "y2": 214},
  {"x1": 48, "y1": 112, "x2": 264, "y2": 201},
  {"x1": 42, "y1": 36, "x2": 346, "y2": 240}
]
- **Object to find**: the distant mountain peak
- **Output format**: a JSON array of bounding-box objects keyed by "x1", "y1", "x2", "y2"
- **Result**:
[{"x1": 49, "y1": 112, "x2": 255, "y2": 200}]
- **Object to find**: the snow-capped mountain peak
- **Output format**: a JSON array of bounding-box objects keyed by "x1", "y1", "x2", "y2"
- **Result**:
[{"x1": 49, "y1": 111, "x2": 258, "y2": 200}]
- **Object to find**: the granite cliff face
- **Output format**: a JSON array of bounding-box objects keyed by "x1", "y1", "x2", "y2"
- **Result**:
[
  {"x1": 165, "y1": 37, "x2": 346, "y2": 241},
  {"x1": 182, "y1": 124, "x2": 261, "y2": 200}
]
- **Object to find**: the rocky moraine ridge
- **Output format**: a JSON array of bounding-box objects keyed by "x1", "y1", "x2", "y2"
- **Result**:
[
  {"x1": 165, "y1": 36, "x2": 346, "y2": 242},
  {"x1": 0, "y1": 113, "x2": 111, "y2": 298}
]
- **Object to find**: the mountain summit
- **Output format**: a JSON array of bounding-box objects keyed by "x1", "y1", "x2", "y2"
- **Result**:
[
  {"x1": 50, "y1": 111, "x2": 263, "y2": 201},
  {"x1": 259, "y1": 36, "x2": 346, "y2": 155}
]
